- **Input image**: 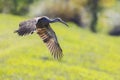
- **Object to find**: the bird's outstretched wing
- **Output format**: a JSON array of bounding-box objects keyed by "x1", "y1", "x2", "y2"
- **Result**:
[
  {"x1": 37, "y1": 25, "x2": 63, "y2": 59},
  {"x1": 14, "y1": 19, "x2": 37, "y2": 36}
]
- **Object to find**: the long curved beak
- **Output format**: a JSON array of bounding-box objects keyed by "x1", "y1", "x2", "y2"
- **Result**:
[
  {"x1": 50, "y1": 18, "x2": 69, "y2": 27},
  {"x1": 59, "y1": 20, "x2": 69, "y2": 27}
]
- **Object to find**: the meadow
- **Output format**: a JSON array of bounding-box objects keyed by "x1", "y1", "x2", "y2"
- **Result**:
[{"x1": 0, "y1": 14, "x2": 120, "y2": 80}]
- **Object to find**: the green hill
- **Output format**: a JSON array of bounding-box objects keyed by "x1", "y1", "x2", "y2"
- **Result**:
[{"x1": 0, "y1": 14, "x2": 120, "y2": 80}]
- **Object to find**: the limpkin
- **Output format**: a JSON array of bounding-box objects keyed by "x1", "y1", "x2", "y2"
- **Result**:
[{"x1": 14, "y1": 16, "x2": 68, "y2": 59}]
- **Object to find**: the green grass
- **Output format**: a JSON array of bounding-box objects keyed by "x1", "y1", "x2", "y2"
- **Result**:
[{"x1": 0, "y1": 14, "x2": 120, "y2": 80}]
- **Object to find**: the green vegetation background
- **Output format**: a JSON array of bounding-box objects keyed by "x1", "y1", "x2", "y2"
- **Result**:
[{"x1": 0, "y1": 14, "x2": 120, "y2": 80}]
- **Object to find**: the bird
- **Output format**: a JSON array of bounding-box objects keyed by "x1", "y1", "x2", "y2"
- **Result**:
[{"x1": 14, "y1": 16, "x2": 68, "y2": 59}]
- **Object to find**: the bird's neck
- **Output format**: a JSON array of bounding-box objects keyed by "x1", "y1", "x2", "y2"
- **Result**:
[{"x1": 50, "y1": 18, "x2": 58, "y2": 23}]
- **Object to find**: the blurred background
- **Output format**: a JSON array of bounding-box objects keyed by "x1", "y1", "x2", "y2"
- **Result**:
[
  {"x1": 0, "y1": 0, "x2": 120, "y2": 34},
  {"x1": 0, "y1": 0, "x2": 120, "y2": 80}
]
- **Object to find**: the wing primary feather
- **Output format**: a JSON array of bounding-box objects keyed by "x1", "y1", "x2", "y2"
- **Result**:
[
  {"x1": 51, "y1": 45, "x2": 56, "y2": 56},
  {"x1": 46, "y1": 41, "x2": 54, "y2": 56},
  {"x1": 48, "y1": 42, "x2": 54, "y2": 54},
  {"x1": 54, "y1": 45, "x2": 59, "y2": 59},
  {"x1": 56, "y1": 48, "x2": 60, "y2": 59},
  {"x1": 56, "y1": 46, "x2": 60, "y2": 59}
]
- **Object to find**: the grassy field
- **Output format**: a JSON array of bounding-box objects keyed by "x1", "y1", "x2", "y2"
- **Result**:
[{"x1": 0, "y1": 14, "x2": 120, "y2": 80}]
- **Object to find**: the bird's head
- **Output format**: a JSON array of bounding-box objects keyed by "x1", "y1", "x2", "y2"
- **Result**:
[
  {"x1": 38, "y1": 16, "x2": 50, "y2": 23},
  {"x1": 36, "y1": 16, "x2": 51, "y2": 27}
]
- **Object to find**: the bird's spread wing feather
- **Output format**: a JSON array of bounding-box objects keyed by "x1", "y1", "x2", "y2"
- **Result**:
[
  {"x1": 37, "y1": 25, "x2": 63, "y2": 59},
  {"x1": 15, "y1": 19, "x2": 37, "y2": 36}
]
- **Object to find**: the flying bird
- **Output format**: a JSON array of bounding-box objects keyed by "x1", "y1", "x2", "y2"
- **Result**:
[{"x1": 14, "y1": 16, "x2": 68, "y2": 59}]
